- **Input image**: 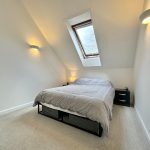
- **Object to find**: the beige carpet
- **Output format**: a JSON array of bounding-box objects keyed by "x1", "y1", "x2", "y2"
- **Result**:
[{"x1": 0, "y1": 105, "x2": 149, "y2": 150}]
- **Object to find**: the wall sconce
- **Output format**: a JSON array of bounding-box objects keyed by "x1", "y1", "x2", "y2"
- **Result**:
[
  {"x1": 140, "y1": 9, "x2": 150, "y2": 24},
  {"x1": 29, "y1": 45, "x2": 40, "y2": 57},
  {"x1": 30, "y1": 45, "x2": 40, "y2": 50}
]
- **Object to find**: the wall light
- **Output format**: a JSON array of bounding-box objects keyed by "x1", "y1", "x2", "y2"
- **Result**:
[
  {"x1": 30, "y1": 45, "x2": 40, "y2": 50},
  {"x1": 140, "y1": 9, "x2": 150, "y2": 24},
  {"x1": 29, "y1": 45, "x2": 40, "y2": 57}
]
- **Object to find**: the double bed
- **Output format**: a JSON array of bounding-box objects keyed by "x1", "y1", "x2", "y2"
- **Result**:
[{"x1": 33, "y1": 78, "x2": 115, "y2": 137}]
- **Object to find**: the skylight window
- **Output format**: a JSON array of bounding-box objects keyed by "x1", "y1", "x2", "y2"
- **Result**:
[
  {"x1": 72, "y1": 20, "x2": 99, "y2": 58},
  {"x1": 66, "y1": 11, "x2": 101, "y2": 67}
]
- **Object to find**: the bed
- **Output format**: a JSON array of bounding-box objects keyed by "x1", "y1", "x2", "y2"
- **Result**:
[{"x1": 33, "y1": 78, "x2": 115, "y2": 137}]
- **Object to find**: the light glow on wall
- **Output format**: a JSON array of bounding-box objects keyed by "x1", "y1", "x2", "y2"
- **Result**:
[
  {"x1": 69, "y1": 71, "x2": 77, "y2": 83},
  {"x1": 27, "y1": 37, "x2": 42, "y2": 47},
  {"x1": 69, "y1": 76, "x2": 77, "y2": 83},
  {"x1": 29, "y1": 47, "x2": 40, "y2": 57}
]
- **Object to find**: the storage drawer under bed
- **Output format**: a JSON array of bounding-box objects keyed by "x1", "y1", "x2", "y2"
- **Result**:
[
  {"x1": 39, "y1": 104, "x2": 103, "y2": 136},
  {"x1": 62, "y1": 112, "x2": 101, "y2": 135},
  {"x1": 41, "y1": 105, "x2": 62, "y2": 120}
]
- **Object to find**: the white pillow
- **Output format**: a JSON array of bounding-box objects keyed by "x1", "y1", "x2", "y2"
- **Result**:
[{"x1": 74, "y1": 77, "x2": 111, "y2": 86}]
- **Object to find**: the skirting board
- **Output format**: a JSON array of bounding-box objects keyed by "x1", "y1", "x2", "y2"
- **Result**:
[
  {"x1": 0, "y1": 102, "x2": 33, "y2": 116},
  {"x1": 135, "y1": 107, "x2": 150, "y2": 144}
]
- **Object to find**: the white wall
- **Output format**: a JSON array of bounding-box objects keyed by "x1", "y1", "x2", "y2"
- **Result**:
[
  {"x1": 0, "y1": 0, "x2": 66, "y2": 111},
  {"x1": 134, "y1": 0, "x2": 150, "y2": 139}
]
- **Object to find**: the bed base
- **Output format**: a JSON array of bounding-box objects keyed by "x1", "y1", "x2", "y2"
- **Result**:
[{"x1": 37, "y1": 102, "x2": 103, "y2": 137}]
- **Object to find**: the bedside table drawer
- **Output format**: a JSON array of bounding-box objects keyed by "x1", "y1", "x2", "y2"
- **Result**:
[
  {"x1": 117, "y1": 93, "x2": 128, "y2": 99},
  {"x1": 117, "y1": 99, "x2": 128, "y2": 104},
  {"x1": 118, "y1": 93, "x2": 127, "y2": 96}
]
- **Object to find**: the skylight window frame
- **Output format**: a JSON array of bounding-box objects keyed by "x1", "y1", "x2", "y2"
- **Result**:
[{"x1": 72, "y1": 19, "x2": 99, "y2": 59}]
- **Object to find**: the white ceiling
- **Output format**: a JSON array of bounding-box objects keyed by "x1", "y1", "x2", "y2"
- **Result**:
[{"x1": 22, "y1": 0, "x2": 144, "y2": 70}]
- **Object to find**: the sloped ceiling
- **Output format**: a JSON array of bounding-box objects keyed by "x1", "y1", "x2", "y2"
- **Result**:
[{"x1": 22, "y1": 0, "x2": 143, "y2": 70}]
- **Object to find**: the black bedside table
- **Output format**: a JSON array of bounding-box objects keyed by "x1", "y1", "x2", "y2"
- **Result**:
[{"x1": 114, "y1": 88, "x2": 130, "y2": 107}]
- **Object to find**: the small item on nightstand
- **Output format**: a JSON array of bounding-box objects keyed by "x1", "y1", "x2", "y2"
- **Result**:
[
  {"x1": 62, "y1": 82, "x2": 69, "y2": 86},
  {"x1": 114, "y1": 88, "x2": 130, "y2": 107}
]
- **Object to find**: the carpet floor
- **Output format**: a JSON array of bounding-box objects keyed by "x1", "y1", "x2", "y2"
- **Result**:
[{"x1": 0, "y1": 105, "x2": 149, "y2": 150}]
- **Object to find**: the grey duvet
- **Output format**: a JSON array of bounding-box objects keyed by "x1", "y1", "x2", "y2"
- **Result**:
[{"x1": 33, "y1": 80, "x2": 115, "y2": 134}]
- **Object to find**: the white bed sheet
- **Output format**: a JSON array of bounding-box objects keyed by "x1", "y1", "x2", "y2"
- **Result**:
[{"x1": 41, "y1": 102, "x2": 85, "y2": 117}]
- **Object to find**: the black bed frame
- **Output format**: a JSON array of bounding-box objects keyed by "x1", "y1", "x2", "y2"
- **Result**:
[{"x1": 37, "y1": 102, "x2": 103, "y2": 137}]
